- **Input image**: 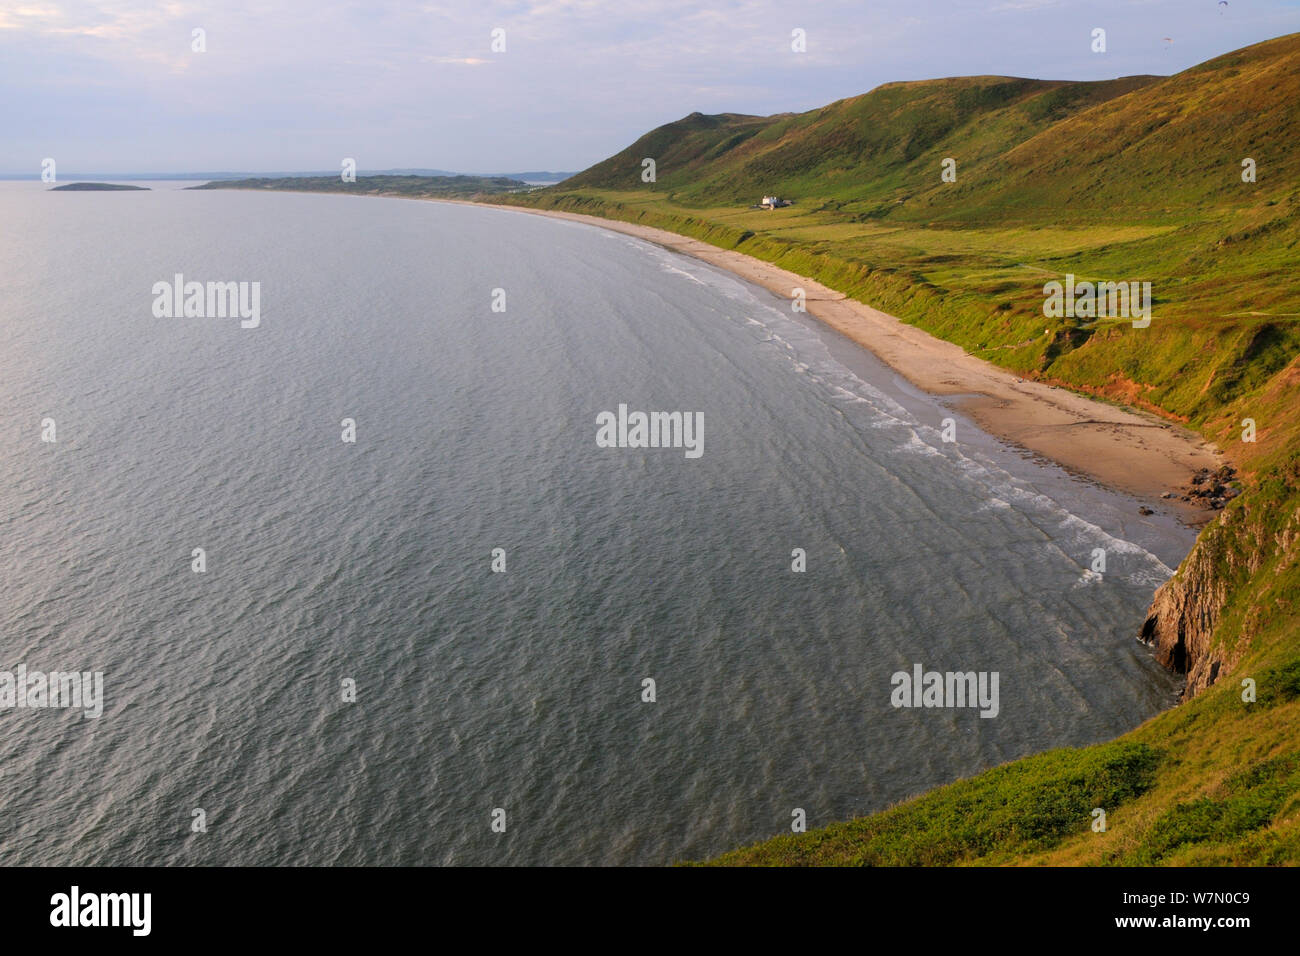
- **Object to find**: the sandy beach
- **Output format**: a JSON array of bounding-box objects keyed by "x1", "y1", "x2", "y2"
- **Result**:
[{"x1": 462, "y1": 200, "x2": 1223, "y2": 524}]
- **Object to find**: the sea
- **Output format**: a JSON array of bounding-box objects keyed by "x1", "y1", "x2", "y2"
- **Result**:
[{"x1": 0, "y1": 181, "x2": 1191, "y2": 865}]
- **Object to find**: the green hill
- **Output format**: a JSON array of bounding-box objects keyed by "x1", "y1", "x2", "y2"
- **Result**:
[
  {"x1": 496, "y1": 33, "x2": 1300, "y2": 866},
  {"x1": 563, "y1": 75, "x2": 1160, "y2": 208}
]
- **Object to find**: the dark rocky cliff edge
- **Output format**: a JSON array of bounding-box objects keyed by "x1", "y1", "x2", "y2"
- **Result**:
[
  {"x1": 1141, "y1": 460, "x2": 1300, "y2": 700},
  {"x1": 1141, "y1": 522, "x2": 1231, "y2": 699}
]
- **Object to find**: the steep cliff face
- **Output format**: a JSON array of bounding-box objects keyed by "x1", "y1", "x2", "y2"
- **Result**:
[
  {"x1": 1140, "y1": 525, "x2": 1230, "y2": 698},
  {"x1": 1140, "y1": 462, "x2": 1300, "y2": 700}
]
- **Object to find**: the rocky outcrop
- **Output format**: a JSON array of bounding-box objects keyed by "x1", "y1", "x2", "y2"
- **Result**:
[
  {"x1": 1140, "y1": 531, "x2": 1229, "y2": 699},
  {"x1": 1140, "y1": 463, "x2": 1300, "y2": 700},
  {"x1": 1181, "y1": 464, "x2": 1241, "y2": 511}
]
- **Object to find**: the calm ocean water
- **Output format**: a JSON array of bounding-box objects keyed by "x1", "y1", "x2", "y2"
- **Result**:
[{"x1": 0, "y1": 182, "x2": 1189, "y2": 865}]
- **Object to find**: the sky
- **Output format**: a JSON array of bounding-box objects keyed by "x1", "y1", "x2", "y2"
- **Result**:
[{"x1": 2, "y1": 0, "x2": 1298, "y2": 175}]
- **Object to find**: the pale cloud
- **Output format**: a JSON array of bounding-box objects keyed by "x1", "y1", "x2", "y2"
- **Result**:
[
  {"x1": 988, "y1": 0, "x2": 1062, "y2": 12},
  {"x1": 1, "y1": 0, "x2": 1294, "y2": 173},
  {"x1": 0, "y1": 1, "x2": 196, "y2": 39},
  {"x1": 0, "y1": 5, "x2": 67, "y2": 31}
]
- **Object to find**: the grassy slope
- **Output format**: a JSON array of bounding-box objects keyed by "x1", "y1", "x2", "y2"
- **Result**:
[{"x1": 496, "y1": 34, "x2": 1300, "y2": 865}]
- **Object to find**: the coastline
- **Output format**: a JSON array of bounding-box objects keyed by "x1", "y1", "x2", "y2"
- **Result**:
[{"x1": 452, "y1": 198, "x2": 1224, "y2": 526}]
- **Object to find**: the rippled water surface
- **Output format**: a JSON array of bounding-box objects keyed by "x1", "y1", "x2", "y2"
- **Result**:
[{"x1": 0, "y1": 183, "x2": 1189, "y2": 864}]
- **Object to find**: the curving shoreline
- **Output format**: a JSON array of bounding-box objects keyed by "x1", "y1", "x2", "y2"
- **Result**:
[{"x1": 454, "y1": 198, "x2": 1224, "y2": 527}]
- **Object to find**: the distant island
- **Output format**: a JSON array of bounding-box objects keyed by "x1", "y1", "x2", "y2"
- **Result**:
[
  {"x1": 50, "y1": 182, "x2": 149, "y2": 191},
  {"x1": 191, "y1": 174, "x2": 533, "y2": 199}
]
